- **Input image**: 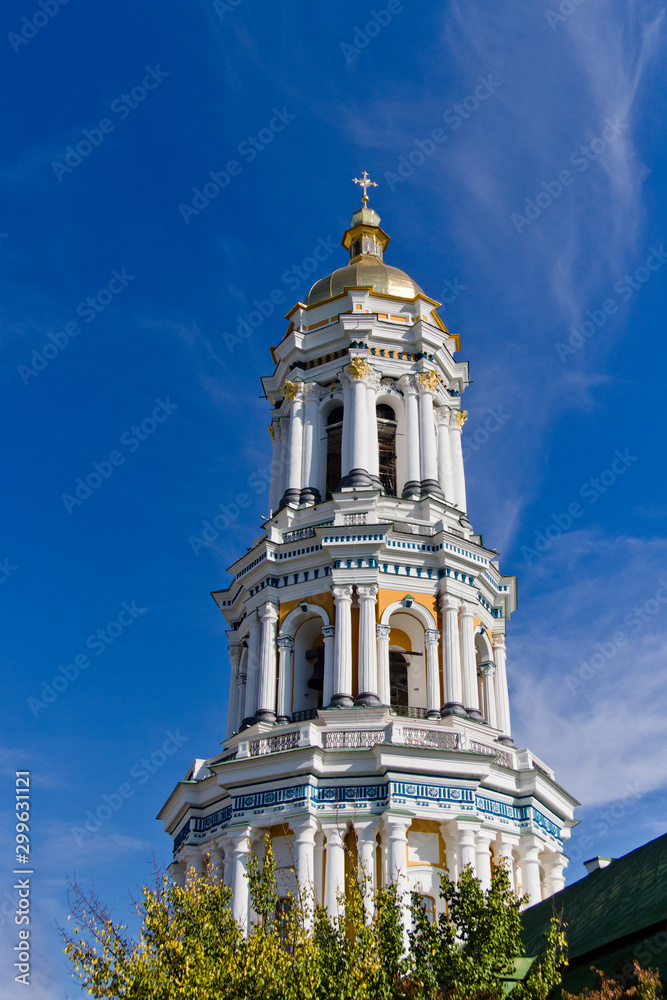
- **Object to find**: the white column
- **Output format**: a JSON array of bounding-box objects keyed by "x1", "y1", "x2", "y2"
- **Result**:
[
  {"x1": 216, "y1": 834, "x2": 233, "y2": 888},
  {"x1": 377, "y1": 624, "x2": 391, "y2": 706},
  {"x1": 475, "y1": 831, "x2": 495, "y2": 891},
  {"x1": 282, "y1": 386, "x2": 304, "y2": 505},
  {"x1": 399, "y1": 376, "x2": 420, "y2": 497},
  {"x1": 341, "y1": 382, "x2": 353, "y2": 478},
  {"x1": 322, "y1": 626, "x2": 335, "y2": 708},
  {"x1": 256, "y1": 603, "x2": 279, "y2": 723},
  {"x1": 301, "y1": 383, "x2": 322, "y2": 503},
  {"x1": 243, "y1": 612, "x2": 262, "y2": 725},
  {"x1": 169, "y1": 860, "x2": 186, "y2": 887},
  {"x1": 542, "y1": 853, "x2": 568, "y2": 897},
  {"x1": 330, "y1": 586, "x2": 354, "y2": 707},
  {"x1": 384, "y1": 816, "x2": 411, "y2": 949},
  {"x1": 518, "y1": 837, "x2": 543, "y2": 907},
  {"x1": 182, "y1": 848, "x2": 205, "y2": 879},
  {"x1": 209, "y1": 844, "x2": 225, "y2": 882},
  {"x1": 355, "y1": 819, "x2": 379, "y2": 919},
  {"x1": 322, "y1": 823, "x2": 347, "y2": 920},
  {"x1": 276, "y1": 635, "x2": 294, "y2": 723},
  {"x1": 230, "y1": 826, "x2": 253, "y2": 932},
  {"x1": 424, "y1": 629, "x2": 441, "y2": 719},
  {"x1": 268, "y1": 421, "x2": 281, "y2": 514},
  {"x1": 439, "y1": 594, "x2": 465, "y2": 716},
  {"x1": 366, "y1": 376, "x2": 381, "y2": 488},
  {"x1": 417, "y1": 377, "x2": 444, "y2": 498},
  {"x1": 436, "y1": 407, "x2": 455, "y2": 501},
  {"x1": 356, "y1": 584, "x2": 379, "y2": 706},
  {"x1": 314, "y1": 830, "x2": 325, "y2": 907},
  {"x1": 349, "y1": 376, "x2": 370, "y2": 483},
  {"x1": 450, "y1": 411, "x2": 467, "y2": 511},
  {"x1": 292, "y1": 816, "x2": 318, "y2": 928},
  {"x1": 456, "y1": 823, "x2": 478, "y2": 874},
  {"x1": 226, "y1": 644, "x2": 242, "y2": 738},
  {"x1": 479, "y1": 662, "x2": 498, "y2": 728},
  {"x1": 459, "y1": 603, "x2": 482, "y2": 721},
  {"x1": 492, "y1": 634, "x2": 512, "y2": 742},
  {"x1": 495, "y1": 836, "x2": 519, "y2": 892},
  {"x1": 277, "y1": 415, "x2": 290, "y2": 504}
]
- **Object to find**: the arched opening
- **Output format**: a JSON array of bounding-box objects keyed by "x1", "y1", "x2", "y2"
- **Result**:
[
  {"x1": 325, "y1": 406, "x2": 344, "y2": 497},
  {"x1": 389, "y1": 650, "x2": 409, "y2": 707},
  {"x1": 377, "y1": 403, "x2": 397, "y2": 495},
  {"x1": 292, "y1": 617, "x2": 325, "y2": 715}
]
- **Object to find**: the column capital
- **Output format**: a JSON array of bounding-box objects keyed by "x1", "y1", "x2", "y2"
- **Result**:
[
  {"x1": 277, "y1": 634, "x2": 294, "y2": 650},
  {"x1": 377, "y1": 623, "x2": 391, "y2": 639},
  {"x1": 322, "y1": 625, "x2": 335, "y2": 640},
  {"x1": 492, "y1": 633, "x2": 507, "y2": 650},
  {"x1": 382, "y1": 814, "x2": 411, "y2": 838},
  {"x1": 424, "y1": 628, "x2": 440, "y2": 644},
  {"x1": 475, "y1": 829, "x2": 496, "y2": 847},
  {"x1": 479, "y1": 661, "x2": 495, "y2": 677},
  {"x1": 356, "y1": 583, "x2": 378, "y2": 600},
  {"x1": 320, "y1": 821, "x2": 347, "y2": 848},
  {"x1": 282, "y1": 379, "x2": 303, "y2": 402},
  {"x1": 259, "y1": 602, "x2": 279, "y2": 621},
  {"x1": 417, "y1": 370, "x2": 439, "y2": 395},
  {"x1": 518, "y1": 835, "x2": 543, "y2": 861},
  {"x1": 397, "y1": 373, "x2": 419, "y2": 395},
  {"x1": 458, "y1": 601, "x2": 476, "y2": 621},
  {"x1": 439, "y1": 592, "x2": 460, "y2": 612},
  {"x1": 332, "y1": 585, "x2": 354, "y2": 602},
  {"x1": 291, "y1": 814, "x2": 319, "y2": 842},
  {"x1": 229, "y1": 643, "x2": 243, "y2": 664},
  {"x1": 354, "y1": 817, "x2": 380, "y2": 838},
  {"x1": 302, "y1": 381, "x2": 324, "y2": 401},
  {"x1": 435, "y1": 405, "x2": 453, "y2": 426}
]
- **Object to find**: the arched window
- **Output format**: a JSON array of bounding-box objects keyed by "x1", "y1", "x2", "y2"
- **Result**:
[
  {"x1": 412, "y1": 893, "x2": 436, "y2": 924},
  {"x1": 305, "y1": 645, "x2": 324, "y2": 710},
  {"x1": 377, "y1": 404, "x2": 397, "y2": 495},
  {"x1": 389, "y1": 650, "x2": 409, "y2": 707},
  {"x1": 326, "y1": 407, "x2": 344, "y2": 497}
]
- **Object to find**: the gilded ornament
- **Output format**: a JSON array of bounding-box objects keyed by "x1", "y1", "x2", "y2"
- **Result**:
[
  {"x1": 457, "y1": 410, "x2": 468, "y2": 428},
  {"x1": 282, "y1": 380, "x2": 299, "y2": 401},
  {"x1": 346, "y1": 356, "x2": 371, "y2": 380},
  {"x1": 418, "y1": 370, "x2": 439, "y2": 393},
  {"x1": 268, "y1": 424, "x2": 275, "y2": 441}
]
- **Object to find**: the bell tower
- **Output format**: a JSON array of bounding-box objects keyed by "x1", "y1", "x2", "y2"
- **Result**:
[{"x1": 158, "y1": 181, "x2": 578, "y2": 929}]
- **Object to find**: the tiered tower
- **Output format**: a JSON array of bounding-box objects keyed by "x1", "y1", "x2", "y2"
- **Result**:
[{"x1": 158, "y1": 181, "x2": 578, "y2": 928}]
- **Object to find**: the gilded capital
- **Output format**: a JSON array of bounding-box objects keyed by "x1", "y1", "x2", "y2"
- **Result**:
[
  {"x1": 267, "y1": 424, "x2": 275, "y2": 441},
  {"x1": 346, "y1": 356, "x2": 371, "y2": 381},
  {"x1": 418, "y1": 370, "x2": 439, "y2": 394},
  {"x1": 283, "y1": 380, "x2": 300, "y2": 401},
  {"x1": 457, "y1": 409, "x2": 468, "y2": 428}
]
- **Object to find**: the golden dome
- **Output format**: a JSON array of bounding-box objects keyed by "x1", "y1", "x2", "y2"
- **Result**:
[
  {"x1": 307, "y1": 258, "x2": 424, "y2": 306},
  {"x1": 306, "y1": 195, "x2": 424, "y2": 307}
]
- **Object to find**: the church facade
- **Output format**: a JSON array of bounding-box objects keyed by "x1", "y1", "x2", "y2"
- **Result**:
[{"x1": 158, "y1": 180, "x2": 578, "y2": 928}]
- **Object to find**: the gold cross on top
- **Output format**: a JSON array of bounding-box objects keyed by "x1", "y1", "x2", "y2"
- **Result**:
[{"x1": 352, "y1": 170, "x2": 378, "y2": 204}]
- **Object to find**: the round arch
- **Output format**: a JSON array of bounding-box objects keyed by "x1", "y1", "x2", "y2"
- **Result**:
[
  {"x1": 380, "y1": 599, "x2": 437, "y2": 631},
  {"x1": 280, "y1": 602, "x2": 330, "y2": 637}
]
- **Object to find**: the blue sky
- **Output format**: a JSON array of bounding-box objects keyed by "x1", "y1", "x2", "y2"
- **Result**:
[{"x1": 2, "y1": 1, "x2": 667, "y2": 994}]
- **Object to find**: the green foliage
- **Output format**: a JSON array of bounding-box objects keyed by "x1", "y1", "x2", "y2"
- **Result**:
[
  {"x1": 63, "y1": 843, "x2": 568, "y2": 1000},
  {"x1": 562, "y1": 962, "x2": 663, "y2": 1000}
]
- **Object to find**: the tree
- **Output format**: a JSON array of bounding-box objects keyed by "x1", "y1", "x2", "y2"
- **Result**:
[
  {"x1": 62, "y1": 839, "x2": 567, "y2": 999},
  {"x1": 562, "y1": 963, "x2": 663, "y2": 1000}
]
